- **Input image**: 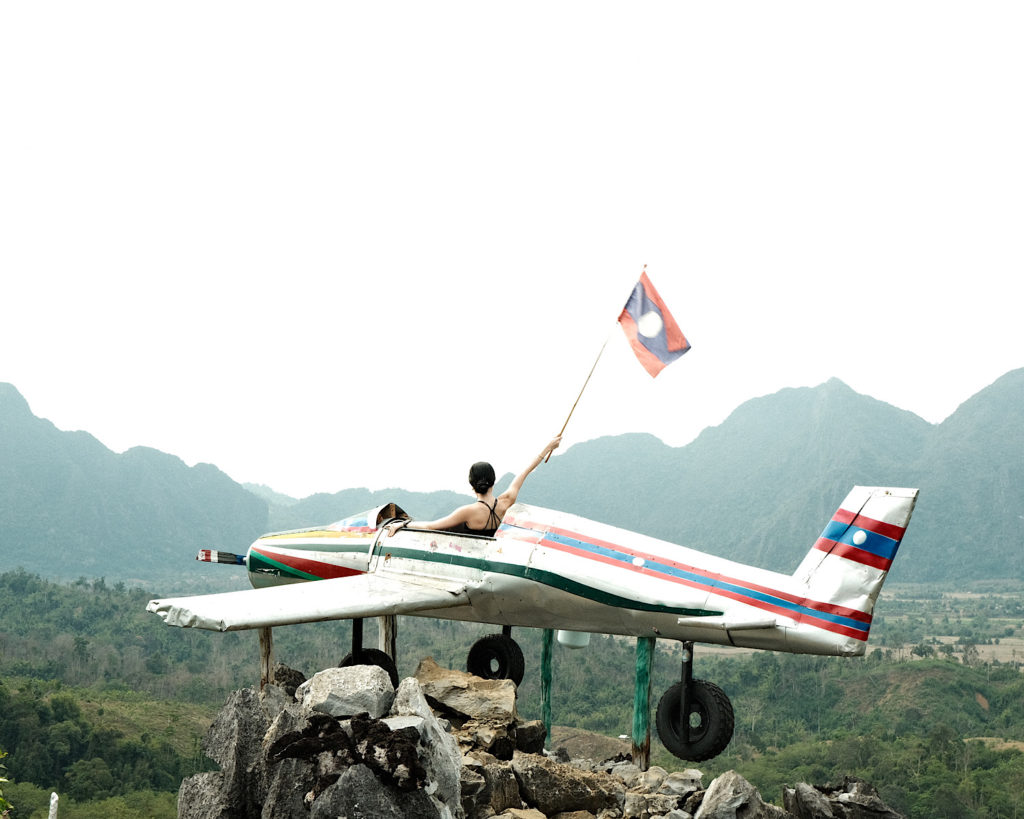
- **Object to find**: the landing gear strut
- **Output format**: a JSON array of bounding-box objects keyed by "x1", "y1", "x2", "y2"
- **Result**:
[
  {"x1": 338, "y1": 617, "x2": 400, "y2": 688},
  {"x1": 655, "y1": 641, "x2": 734, "y2": 762},
  {"x1": 466, "y1": 625, "x2": 525, "y2": 686}
]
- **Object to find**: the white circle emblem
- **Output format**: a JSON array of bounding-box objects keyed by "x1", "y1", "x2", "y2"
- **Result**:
[
  {"x1": 632, "y1": 557, "x2": 646, "y2": 568},
  {"x1": 852, "y1": 530, "x2": 867, "y2": 546},
  {"x1": 636, "y1": 311, "x2": 663, "y2": 338}
]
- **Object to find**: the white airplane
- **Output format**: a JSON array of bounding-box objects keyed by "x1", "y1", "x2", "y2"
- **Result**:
[{"x1": 148, "y1": 485, "x2": 918, "y2": 762}]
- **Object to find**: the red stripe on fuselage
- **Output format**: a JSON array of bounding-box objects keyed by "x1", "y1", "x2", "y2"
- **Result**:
[
  {"x1": 522, "y1": 522, "x2": 873, "y2": 637},
  {"x1": 255, "y1": 548, "x2": 363, "y2": 580}
]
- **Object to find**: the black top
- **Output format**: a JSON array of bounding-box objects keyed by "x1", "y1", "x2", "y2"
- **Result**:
[{"x1": 445, "y1": 499, "x2": 502, "y2": 537}]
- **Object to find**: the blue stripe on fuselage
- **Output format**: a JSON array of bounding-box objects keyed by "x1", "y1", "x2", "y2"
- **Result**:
[{"x1": 532, "y1": 527, "x2": 869, "y2": 635}]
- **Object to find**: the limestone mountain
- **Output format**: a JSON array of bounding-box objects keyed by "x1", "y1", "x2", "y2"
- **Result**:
[
  {"x1": 0, "y1": 383, "x2": 267, "y2": 590},
  {"x1": 1, "y1": 369, "x2": 1022, "y2": 588}
]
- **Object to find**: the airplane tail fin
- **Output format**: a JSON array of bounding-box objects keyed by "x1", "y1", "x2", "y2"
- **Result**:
[{"x1": 791, "y1": 486, "x2": 918, "y2": 648}]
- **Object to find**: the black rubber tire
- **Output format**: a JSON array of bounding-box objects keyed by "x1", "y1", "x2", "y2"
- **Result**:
[
  {"x1": 466, "y1": 634, "x2": 525, "y2": 686},
  {"x1": 338, "y1": 648, "x2": 399, "y2": 688},
  {"x1": 655, "y1": 678, "x2": 734, "y2": 762}
]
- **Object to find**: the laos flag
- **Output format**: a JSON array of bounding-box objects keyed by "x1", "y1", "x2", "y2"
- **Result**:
[{"x1": 618, "y1": 272, "x2": 690, "y2": 377}]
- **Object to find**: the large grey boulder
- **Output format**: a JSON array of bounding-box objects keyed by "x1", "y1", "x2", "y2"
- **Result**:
[
  {"x1": 511, "y1": 750, "x2": 623, "y2": 816},
  {"x1": 695, "y1": 770, "x2": 790, "y2": 819},
  {"x1": 791, "y1": 777, "x2": 904, "y2": 819},
  {"x1": 310, "y1": 763, "x2": 444, "y2": 819},
  {"x1": 415, "y1": 657, "x2": 518, "y2": 721},
  {"x1": 298, "y1": 665, "x2": 395, "y2": 718},
  {"x1": 783, "y1": 782, "x2": 836, "y2": 818}
]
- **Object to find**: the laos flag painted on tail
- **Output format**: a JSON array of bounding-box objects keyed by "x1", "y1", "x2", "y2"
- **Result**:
[{"x1": 618, "y1": 272, "x2": 691, "y2": 377}]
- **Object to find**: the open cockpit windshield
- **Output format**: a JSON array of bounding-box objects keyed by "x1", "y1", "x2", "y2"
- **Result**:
[{"x1": 325, "y1": 502, "x2": 409, "y2": 533}]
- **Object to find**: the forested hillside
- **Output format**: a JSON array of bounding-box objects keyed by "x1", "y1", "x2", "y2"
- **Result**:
[
  {"x1": 2, "y1": 369, "x2": 1023, "y2": 590},
  {"x1": 1, "y1": 571, "x2": 1023, "y2": 817}
]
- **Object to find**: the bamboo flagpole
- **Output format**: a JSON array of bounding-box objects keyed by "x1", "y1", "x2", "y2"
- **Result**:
[{"x1": 545, "y1": 331, "x2": 614, "y2": 462}]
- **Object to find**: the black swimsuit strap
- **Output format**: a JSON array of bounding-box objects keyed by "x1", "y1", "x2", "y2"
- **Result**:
[{"x1": 477, "y1": 498, "x2": 502, "y2": 529}]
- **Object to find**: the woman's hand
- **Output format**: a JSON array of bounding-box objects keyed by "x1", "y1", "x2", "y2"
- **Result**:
[
  {"x1": 540, "y1": 435, "x2": 562, "y2": 461},
  {"x1": 385, "y1": 519, "x2": 411, "y2": 537}
]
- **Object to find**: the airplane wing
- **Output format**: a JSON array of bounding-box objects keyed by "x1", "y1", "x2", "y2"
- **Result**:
[{"x1": 147, "y1": 573, "x2": 470, "y2": 632}]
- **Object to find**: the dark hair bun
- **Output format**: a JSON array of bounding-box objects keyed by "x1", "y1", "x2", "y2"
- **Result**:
[{"x1": 468, "y1": 461, "x2": 495, "y2": 493}]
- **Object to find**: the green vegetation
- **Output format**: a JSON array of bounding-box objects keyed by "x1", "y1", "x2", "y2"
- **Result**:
[
  {"x1": 1, "y1": 748, "x2": 12, "y2": 816},
  {"x1": 2, "y1": 572, "x2": 1024, "y2": 817}
]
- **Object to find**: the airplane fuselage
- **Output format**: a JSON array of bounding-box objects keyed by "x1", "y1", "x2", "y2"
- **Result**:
[{"x1": 245, "y1": 502, "x2": 888, "y2": 658}]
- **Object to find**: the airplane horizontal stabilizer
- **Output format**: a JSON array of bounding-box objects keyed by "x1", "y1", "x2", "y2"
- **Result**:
[
  {"x1": 146, "y1": 573, "x2": 470, "y2": 632},
  {"x1": 675, "y1": 615, "x2": 777, "y2": 631}
]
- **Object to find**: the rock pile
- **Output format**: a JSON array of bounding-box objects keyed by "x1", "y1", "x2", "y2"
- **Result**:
[{"x1": 179, "y1": 658, "x2": 903, "y2": 819}]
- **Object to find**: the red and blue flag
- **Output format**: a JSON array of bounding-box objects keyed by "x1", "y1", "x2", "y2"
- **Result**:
[{"x1": 618, "y1": 272, "x2": 690, "y2": 377}]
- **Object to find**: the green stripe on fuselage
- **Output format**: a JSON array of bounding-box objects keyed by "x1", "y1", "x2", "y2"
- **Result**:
[
  {"x1": 248, "y1": 551, "x2": 321, "y2": 581},
  {"x1": 379, "y1": 546, "x2": 722, "y2": 618}
]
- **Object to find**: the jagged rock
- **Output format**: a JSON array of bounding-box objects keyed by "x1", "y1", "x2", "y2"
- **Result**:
[
  {"x1": 460, "y1": 764, "x2": 490, "y2": 819},
  {"x1": 194, "y1": 687, "x2": 271, "y2": 818},
  {"x1": 176, "y1": 660, "x2": 904, "y2": 819},
  {"x1": 515, "y1": 719, "x2": 547, "y2": 754},
  {"x1": 639, "y1": 764, "x2": 668, "y2": 792},
  {"x1": 550, "y1": 726, "x2": 631, "y2": 764},
  {"x1": 309, "y1": 763, "x2": 444, "y2": 819},
  {"x1": 260, "y1": 681, "x2": 295, "y2": 718},
  {"x1": 624, "y1": 789, "x2": 684, "y2": 818},
  {"x1": 298, "y1": 665, "x2": 395, "y2": 718},
  {"x1": 177, "y1": 772, "x2": 233, "y2": 819},
  {"x1": 484, "y1": 759, "x2": 522, "y2": 814},
  {"x1": 683, "y1": 790, "x2": 706, "y2": 816},
  {"x1": 818, "y1": 777, "x2": 903, "y2": 819},
  {"x1": 272, "y1": 663, "x2": 307, "y2": 697},
  {"x1": 659, "y1": 770, "x2": 704, "y2": 799},
  {"x1": 606, "y1": 760, "x2": 644, "y2": 787},
  {"x1": 261, "y1": 757, "x2": 316, "y2": 819},
  {"x1": 266, "y1": 712, "x2": 353, "y2": 765},
  {"x1": 511, "y1": 750, "x2": 623, "y2": 816},
  {"x1": 694, "y1": 771, "x2": 790, "y2": 819},
  {"x1": 783, "y1": 782, "x2": 836, "y2": 818},
  {"x1": 388, "y1": 677, "x2": 464, "y2": 814},
  {"x1": 416, "y1": 657, "x2": 519, "y2": 722}
]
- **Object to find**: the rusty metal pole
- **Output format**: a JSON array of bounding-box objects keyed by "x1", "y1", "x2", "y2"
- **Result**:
[{"x1": 632, "y1": 635, "x2": 656, "y2": 770}]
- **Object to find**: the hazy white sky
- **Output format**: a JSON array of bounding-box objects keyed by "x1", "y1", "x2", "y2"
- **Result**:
[{"x1": 2, "y1": 3, "x2": 1021, "y2": 498}]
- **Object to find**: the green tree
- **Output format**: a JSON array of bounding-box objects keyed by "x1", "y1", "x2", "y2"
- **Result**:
[{"x1": 65, "y1": 758, "x2": 115, "y2": 801}]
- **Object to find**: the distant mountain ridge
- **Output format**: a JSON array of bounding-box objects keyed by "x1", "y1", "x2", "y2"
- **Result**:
[{"x1": 1, "y1": 370, "x2": 1022, "y2": 590}]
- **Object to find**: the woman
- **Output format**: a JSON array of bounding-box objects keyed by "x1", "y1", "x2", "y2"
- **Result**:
[{"x1": 386, "y1": 435, "x2": 561, "y2": 537}]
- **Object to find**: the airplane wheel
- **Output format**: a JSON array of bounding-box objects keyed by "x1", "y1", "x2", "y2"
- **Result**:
[
  {"x1": 656, "y1": 679, "x2": 734, "y2": 762},
  {"x1": 466, "y1": 634, "x2": 525, "y2": 686},
  {"x1": 338, "y1": 648, "x2": 399, "y2": 688}
]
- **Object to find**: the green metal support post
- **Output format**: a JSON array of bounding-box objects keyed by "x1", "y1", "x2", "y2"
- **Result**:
[
  {"x1": 541, "y1": 628, "x2": 554, "y2": 750},
  {"x1": 632, "y1": 635, "x2": 656, "y2": 770}
]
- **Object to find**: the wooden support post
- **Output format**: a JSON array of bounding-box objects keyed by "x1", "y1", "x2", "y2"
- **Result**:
[
  {"x1": 378, "y1": 615, "x2": 397, "y2": 660},
  {"x1": 259, "y1": 627, "x2": 275, "y2": 691},
  {"x1": 541, "y1": 628, "x2": 554, "y2": 751},
  {"x1": 631, "y1": 635, "x2": 656, "y2": 771}
]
